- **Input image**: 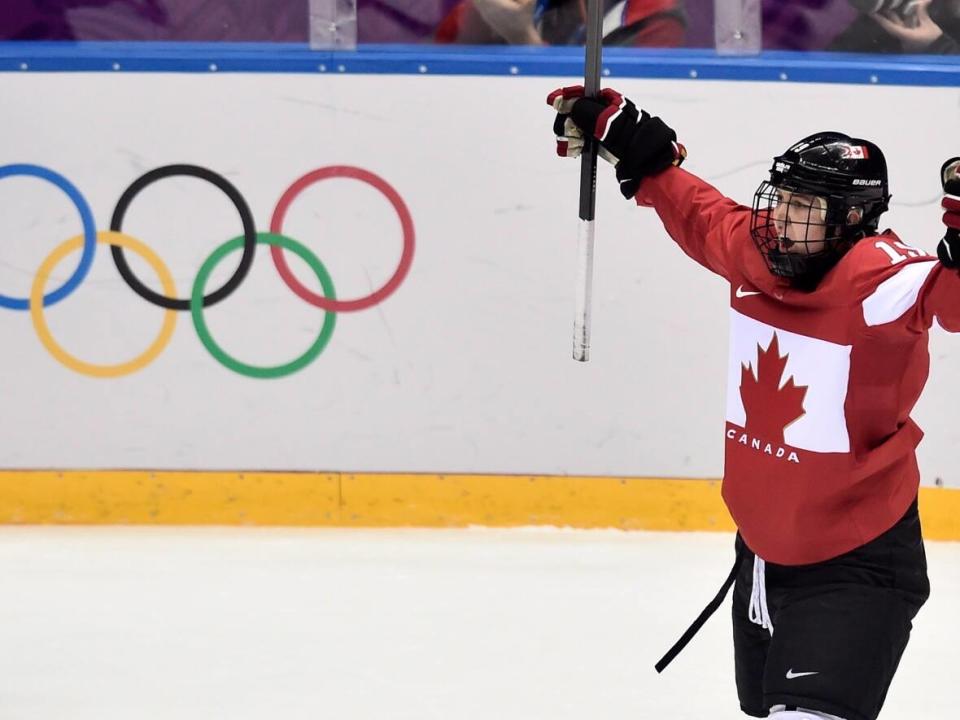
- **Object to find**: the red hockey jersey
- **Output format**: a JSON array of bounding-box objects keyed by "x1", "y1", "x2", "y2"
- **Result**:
[{"x1": 636, "y1": 166, "x2": 960, "y2": 565}]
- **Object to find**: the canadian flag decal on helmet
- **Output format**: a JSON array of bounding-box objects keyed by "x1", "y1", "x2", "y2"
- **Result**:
[{"x1": 840, "y1": 145, "x2": 870, "y2": 159}]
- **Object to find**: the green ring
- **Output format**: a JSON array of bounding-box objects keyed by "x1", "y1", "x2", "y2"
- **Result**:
[{"x1": 191, "y1": 232, "x2": 336, "y2": 379}]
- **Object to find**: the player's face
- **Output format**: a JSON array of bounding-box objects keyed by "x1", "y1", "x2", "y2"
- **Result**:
[{"x1": 771, "y1": 189, "x2": 827, "y2": 255}]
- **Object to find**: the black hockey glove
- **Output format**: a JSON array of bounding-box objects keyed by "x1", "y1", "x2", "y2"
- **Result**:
[
  {"x1": 547, "y1": 85, "x2": 686, "y2": 199},
  {"x1": 548, "y1": 85, "x2": 619, "y2": 166},
  {"x1": 937, "y1": 157, "x2": 960, "y2": 268},
  {"x1": 929, "y1": 0, "x2": 960, "y2": 44}
]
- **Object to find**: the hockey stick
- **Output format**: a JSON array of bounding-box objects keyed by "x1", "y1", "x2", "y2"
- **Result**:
[{"x1": 573, "y1": 0, "x2": 604, "y2": 362}]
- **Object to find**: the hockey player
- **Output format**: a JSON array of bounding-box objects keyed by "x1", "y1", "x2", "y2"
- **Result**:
[{"x1": 547, "y1": 85, "x2": 960, "y2": 720}]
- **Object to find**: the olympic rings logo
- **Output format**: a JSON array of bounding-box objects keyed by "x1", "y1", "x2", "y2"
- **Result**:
[{"x1": 0, "y1": 163, "x2": 415, "y2": 379}]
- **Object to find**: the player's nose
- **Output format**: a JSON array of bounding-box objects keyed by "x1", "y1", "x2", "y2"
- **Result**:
[{"x1": 772, "y1": 212, "x2": 787, "y2": 238}]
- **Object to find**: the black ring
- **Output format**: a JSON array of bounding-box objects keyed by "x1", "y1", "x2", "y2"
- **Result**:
[{"x1": 110, "y1": 165, "x2": 257, "y2": 310}]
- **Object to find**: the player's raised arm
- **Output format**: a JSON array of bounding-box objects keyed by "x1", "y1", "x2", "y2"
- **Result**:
[
  {"x1": 911, "y1": 157, "x2": 960, "y2": 331},
  {"x1": 866, "y1": 157, "x2": 960, "y2": 334},
  {"x1": 546, "y1": 86, "x2": 746, "y2": 279}
]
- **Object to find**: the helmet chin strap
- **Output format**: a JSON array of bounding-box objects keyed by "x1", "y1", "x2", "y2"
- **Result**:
[{"x1": 767, "y1": 242, "x2": 850, "y2": 291}]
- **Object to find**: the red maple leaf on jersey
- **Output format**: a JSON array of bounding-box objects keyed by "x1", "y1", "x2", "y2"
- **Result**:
[{"x1": 740, "y1": 334, "x2": 807, "y2": 444}]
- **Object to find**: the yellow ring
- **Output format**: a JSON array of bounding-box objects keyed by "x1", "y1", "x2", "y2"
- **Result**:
[{"x1": 30, "y1": 231, "x2": 177, "y2": 378}]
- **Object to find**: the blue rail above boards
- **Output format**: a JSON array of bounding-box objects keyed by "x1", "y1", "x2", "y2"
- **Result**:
[{"x1": 0, "y1": 41, "x2": 958, "y2": 87}]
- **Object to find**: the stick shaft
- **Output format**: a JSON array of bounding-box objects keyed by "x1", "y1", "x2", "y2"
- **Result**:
[
  {"x1": 573, "y1": 218, "x2": 595, "y2": 360},
  {"x1": 573, "y1": 0, "x2": 603, "y2": 362}
]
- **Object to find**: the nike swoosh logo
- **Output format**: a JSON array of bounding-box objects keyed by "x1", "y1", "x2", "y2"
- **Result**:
[
  {"x1": 785, "y1": 669, "x2": 819, "y2": 679},
  {"x1": 736, "y1": 285, "x2": 762, "y2": 298}
]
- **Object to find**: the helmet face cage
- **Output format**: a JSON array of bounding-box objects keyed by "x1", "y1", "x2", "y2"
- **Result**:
[
  {"x1": 750, "y1": 181, "x2": 848, "y2": 282},
  {"x1": 750, "y1": 132, "x2": 890, "y2": 287}
]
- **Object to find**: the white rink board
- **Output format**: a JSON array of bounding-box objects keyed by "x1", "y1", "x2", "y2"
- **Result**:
[{"x1": 1, "y1": 74, "x2": 959, "y2": 483}]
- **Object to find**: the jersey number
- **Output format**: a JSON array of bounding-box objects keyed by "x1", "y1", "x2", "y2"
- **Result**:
[{"x1": 875, "y1": 240, "x2": 926, "y2": 264}]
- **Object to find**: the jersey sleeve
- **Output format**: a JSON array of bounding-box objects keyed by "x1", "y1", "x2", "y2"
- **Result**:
[
  {"x1": 916, "y1": 265, "x2": 960, "y2": 331},
  {"x1": 633, "y1": 166, "x2": 751, "y2": 280},
  {"x1": 854, "y1": 235, "x2": 960, "y2": 333}
]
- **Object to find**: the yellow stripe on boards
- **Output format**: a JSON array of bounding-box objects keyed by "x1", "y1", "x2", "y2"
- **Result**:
[
  {"x1": 338, "y1": 474, "x2": 733, "y2": 530},
  {"x1": 0, "y1": 471, "x2": 339, "y2": 525},
  {"x1": 913, "y1": 487, "x2": 960, "y2": 541},
  {"x1": 0, "y1": 471, "x2": 958, "y2": 540}
]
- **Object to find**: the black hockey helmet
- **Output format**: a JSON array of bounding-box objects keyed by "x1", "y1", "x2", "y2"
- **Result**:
[{"x1": 750, "y1": 131, "x2": 891, "y2": 287}]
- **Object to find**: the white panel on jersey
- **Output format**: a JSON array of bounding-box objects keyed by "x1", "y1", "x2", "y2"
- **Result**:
[
  {"x1": 727, "y1": 310, "x2": 852, "y2": 453},
  {"x1": 862, "y1": 260, "x2": 937, "y2": 327}
]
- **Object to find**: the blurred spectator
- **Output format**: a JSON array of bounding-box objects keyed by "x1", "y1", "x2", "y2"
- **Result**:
[
  {"x1": 435, "y1": 0, "x2": 686, "y2": 47},
  {"x1": 684, "y1": 0, "x2": 959, "y2": 52},
  {"x1": 5, "y1": 0, "x2": 954, "y2": 51},
  {"x1": 829, "y1": 0, "x2": 960, "y2": 52}
]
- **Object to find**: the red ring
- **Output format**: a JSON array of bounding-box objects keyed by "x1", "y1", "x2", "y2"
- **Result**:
[{"x1": 270, "y1": 166, "x2": 415, "y2": 312}]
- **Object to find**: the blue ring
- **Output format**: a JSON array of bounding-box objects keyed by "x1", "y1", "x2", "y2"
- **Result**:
[{"x1": 0, "y1": 164, "x2": 97, "y2": 310}]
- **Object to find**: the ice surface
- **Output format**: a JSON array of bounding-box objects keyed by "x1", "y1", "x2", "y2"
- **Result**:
[{"x1": 0, "y1": 527, "x2": 955, "y2": 719}]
